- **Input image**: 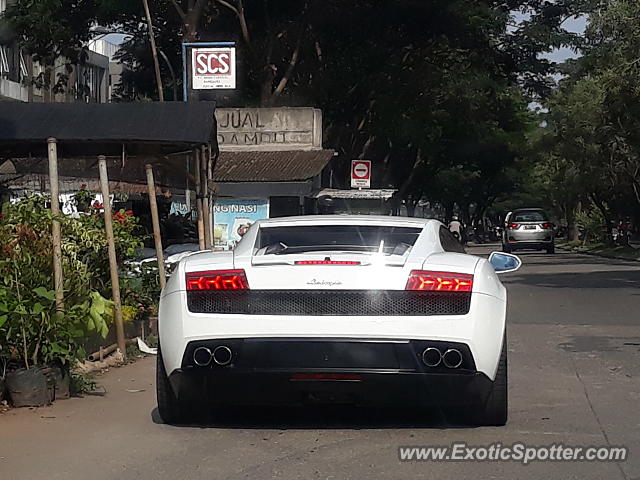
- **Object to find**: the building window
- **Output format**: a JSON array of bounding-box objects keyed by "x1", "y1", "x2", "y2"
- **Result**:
[{"x1": 0, "y1": 43, "x2": 21, "y2": 82}]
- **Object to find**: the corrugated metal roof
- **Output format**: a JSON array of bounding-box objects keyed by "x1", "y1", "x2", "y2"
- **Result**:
[
  {"x1": 214, "y1": 150, "x2": 334, "y2": 182},
  {"x1": 312, "y1": 188, "x2": 397, "y2": 199},
  {"x1": 1, "y1": 174, "x2": 159, "y2": 195}
]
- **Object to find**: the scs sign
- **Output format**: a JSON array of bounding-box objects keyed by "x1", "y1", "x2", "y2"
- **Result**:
[{"x1": 191, "y1": 47, "x2": 236, "y2": 90}]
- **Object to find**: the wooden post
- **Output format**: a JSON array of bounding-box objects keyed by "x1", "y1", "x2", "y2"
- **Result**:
[
  {"x1": 47, "y1": 138, "x2": 64, "y2": 310},
  {"x1": 98, "y1": 156, "x2": 126, "y2": 359},
  {"x1": 201, "y1": 146, "x2": 212, "y2": 249},
  {"x1": 205, "y1": 145, "x2": 215, "y2": 244},
  {"x1": 194, "y1": 150, "x2": 205, "y2": 250},
  {"x1": 145, "y1": 164, "x2": 166, "y2": 289}
]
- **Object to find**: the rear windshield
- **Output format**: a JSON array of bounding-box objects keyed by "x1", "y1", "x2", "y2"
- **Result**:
[
  {"x1": 512, "y1": 210, "x2": 548, "y2": 222},
  {"x1": 256, "y1": 225, "x2": 422, "y2": 255}
]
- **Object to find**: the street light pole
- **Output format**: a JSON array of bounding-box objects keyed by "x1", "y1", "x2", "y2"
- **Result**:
[{"x1": 141, "y1": 0, "x2": 164, "y2": 101}]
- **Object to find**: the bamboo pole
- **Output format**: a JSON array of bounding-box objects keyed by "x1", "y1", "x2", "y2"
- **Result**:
[
  {"x1": 97, "y1": 156, "x2": 126, "y2": 359},
  {"x1": 145, "y1": 165, "x2": 166, "y2": 289},
  {"x1": 206, "y1": 145, "x2": 215, "y2": 245},
  {"x1": 201, "y1": 146, "x2": 212, "y2": 249},
  {"x1": 194, "y1": 150, "x2": 205, "y2": 250},
  {"x1": 47, "y1": 138, "x2": 64, "y2": 310}
]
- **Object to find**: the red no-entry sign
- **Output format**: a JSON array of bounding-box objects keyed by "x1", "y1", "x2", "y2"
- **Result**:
[{"x1": 351, "y1": 160, "x2": 371, "y2": 188}]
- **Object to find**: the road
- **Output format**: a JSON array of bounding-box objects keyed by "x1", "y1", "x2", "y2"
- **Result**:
[{"x1": 1, "y1": 246, "x2": 639, "y2": 480}]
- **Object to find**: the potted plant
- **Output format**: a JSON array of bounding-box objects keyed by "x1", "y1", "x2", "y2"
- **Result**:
[
  {"x1": 0, "y1": 197, "x2": 102, "y2": 406},
  {"x1": 0, "y1": 197, "x2": 146, "y2": 407}
]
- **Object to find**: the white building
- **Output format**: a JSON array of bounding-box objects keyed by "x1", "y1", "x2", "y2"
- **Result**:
[{"x1": 1, "y1": 0, "x2": 110, "y2": 103}]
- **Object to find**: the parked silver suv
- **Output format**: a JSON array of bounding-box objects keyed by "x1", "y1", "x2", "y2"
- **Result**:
[{"x1": 502, "y1": 208, "x2": 555, "y2": 254}]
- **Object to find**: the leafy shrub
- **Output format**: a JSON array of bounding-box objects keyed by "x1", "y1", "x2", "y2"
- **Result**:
[
  {"x1": 576, "y1": 208, "x2": 605, "y2": 245},
  {"x1": 0, "y1": 196, "x2": 146, "y2": 369}
]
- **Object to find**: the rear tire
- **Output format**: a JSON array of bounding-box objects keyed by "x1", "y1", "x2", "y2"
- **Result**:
[
  {"x1": 502, "y1": 244, "x2": 512, "y2": 253},
  {"x1": 157, "y1": 348, "x2": 189, "y2": 425},
  {"x1": 473, "y1": 335, "x2": 508, "y2": 426},
  {"x1": 546, "y1": 244, "x2": 555, "y2": 254}
]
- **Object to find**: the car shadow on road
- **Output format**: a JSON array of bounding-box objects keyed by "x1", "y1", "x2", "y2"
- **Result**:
[
  {"x1": 501, "y1": 270, "x2": 640, "y2": 289},
  {"x1": 510, "y1": 251, "x2": 638, "y2": 266},
  {"x1": 150, "y1": 406, "x2": 481, "y2": 430}
]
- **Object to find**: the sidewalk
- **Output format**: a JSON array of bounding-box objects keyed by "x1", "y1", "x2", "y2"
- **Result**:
[{"x1": 557, "y1": 241, "x2": 640, "y2": 262}]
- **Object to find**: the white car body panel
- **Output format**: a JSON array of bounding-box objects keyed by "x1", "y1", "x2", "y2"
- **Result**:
[{"x1": 159, "y1": 215, "x2": 508, "y2": 383}]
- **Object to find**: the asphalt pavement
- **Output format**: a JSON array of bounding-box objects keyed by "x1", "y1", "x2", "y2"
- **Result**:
[{"x1": 1, "y1": 245, "x2": 639, "y2": 480}]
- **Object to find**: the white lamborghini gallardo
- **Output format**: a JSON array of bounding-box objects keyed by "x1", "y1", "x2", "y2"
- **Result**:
[{"x1": 156, "y1": 216, "x2": 521, "y2": 425}]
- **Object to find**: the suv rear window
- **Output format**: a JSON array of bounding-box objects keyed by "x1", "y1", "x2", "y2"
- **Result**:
[
  {"x1": 512, "y1": 210, "x2": 548, "y2": 222},
  {"x1": 256, "y1": 225, "x2": 422, "y2": 255}
]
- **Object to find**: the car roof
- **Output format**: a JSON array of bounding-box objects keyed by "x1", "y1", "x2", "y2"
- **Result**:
[
  {"x1": 512, "y1": 208, "x2": 546, "y2": 212},
  {"x1": 255, "y1": 215, "x2": 437, "y2": 228}
]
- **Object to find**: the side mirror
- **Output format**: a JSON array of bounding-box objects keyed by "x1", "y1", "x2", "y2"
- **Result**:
[{"x1": 489, "y1": 252, "x2": 522, "y2": 274}]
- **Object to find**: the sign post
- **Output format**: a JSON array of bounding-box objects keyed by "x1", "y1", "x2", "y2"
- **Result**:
[
  {"x1": 181, "y1": 42, "x2": 236, "y2": 101},
  {"x1": 351, "y1": 160, "x2": 372, "y2": 189}
]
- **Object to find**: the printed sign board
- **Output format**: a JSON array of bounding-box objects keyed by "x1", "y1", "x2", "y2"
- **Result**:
[
  {"x1": 191, "y1": 47, "x2": 236, "y2": 89},
  {"x1": 215, "y1": 108, "x2": 322, "y2": 151},
  {"x1": 213, "y1": 199, "x2": 269, "y2": 250},
  {"x1": 351, "y1": 160, "x2": 371, "y2": 188}
]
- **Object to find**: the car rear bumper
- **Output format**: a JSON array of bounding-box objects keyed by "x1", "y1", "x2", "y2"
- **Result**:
[
  {"x1": 167, "y1": 338, "x2": 493, "y2": 407},
  {"x1": 506, "y1": 240, "x2": 553, "y2": 249},
  {"x1": 159, "y1": 291, "x2": 507, "y2": 380},
  {"x1": 506, "y1": 230, "x2": 553, "y2": 246}
]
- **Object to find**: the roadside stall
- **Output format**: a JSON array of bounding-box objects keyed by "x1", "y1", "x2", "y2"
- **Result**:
[{"x1": 0, "y1": 101, "x2": 218, "y2": 359}]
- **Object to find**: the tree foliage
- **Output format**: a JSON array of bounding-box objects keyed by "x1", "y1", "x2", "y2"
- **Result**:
[
  {"x1": 537, "y1": 0, "x2": 640, "y2": 238},
  {"x1": 4, "y1": 0, "x2": 589, "y2": 215}
]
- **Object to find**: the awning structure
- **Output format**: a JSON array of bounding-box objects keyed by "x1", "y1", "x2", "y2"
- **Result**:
[
  {"x1": 0, "y1": 101, "x2": 217, "y2": 187},
  {"x1": 213, "y1": 150, "x2": 334, "y2": 182},
  {"x1": 312, "y1": 188, "x2": 397, "y2": 200},
  {"x1": 0, "y1": 101, "x2": 218, "y2": 358},
  {"x1": 0, "y1": 101, "x2": 217, "y2": 154}
]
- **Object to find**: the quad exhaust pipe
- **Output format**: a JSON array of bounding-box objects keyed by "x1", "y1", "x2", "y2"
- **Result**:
[
  {"x1": 193, "y1": 347, "x2": 212, "y2": 367},
  {"x1": 442, "y1": 348, "x2": 463, "y2": 369},
  {"x1": 421, "y1": 347, "x2": 442, "y2": 367},
  {"x1": 421, "y1": 347, "x2": 463, "y2": 369},
  {"x1": 212, "y1": 345, "x2": 233, "y2": 366},
  {"x1": 193, "y1": 345, "x2": 233, "y2": 367}
]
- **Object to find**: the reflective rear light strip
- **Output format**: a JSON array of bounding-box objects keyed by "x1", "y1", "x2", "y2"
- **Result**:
[{"x1": 290, "y1": 373, "x2": 362, "y2": 381}]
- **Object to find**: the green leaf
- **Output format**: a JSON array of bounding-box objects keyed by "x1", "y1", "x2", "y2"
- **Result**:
[
  {"x1": 0, "y1": 315, "x2": 7, "y2": 328},
  {"x1": 49, "y1": 342, "x2": 68, "y2": 355},
  {"x1": 31, "y1": 302, "x2": 45, "y2": 314},
  {"x1": 33, "y1": 287, "x2": 56, "y2": 301},
  {"x1": 15, "y1": 304, "x2": 27, "y2": 315}
]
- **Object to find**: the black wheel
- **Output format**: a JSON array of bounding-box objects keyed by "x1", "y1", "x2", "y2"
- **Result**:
[
  {"x1": 502, "y1": 244, "x2": 512, "y2": 253},
  {"x1": 473, "y1": 335, "x2": 508, "y2": 426},
  {"x1": 156, "y1": 348, "x2": 188, "y2": 424},
  {"x1": 546, "y1": 244, "x2": 555, "y2": 254}
]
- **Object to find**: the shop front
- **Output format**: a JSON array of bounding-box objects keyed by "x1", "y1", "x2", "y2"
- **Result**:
[{"x1": 211, "y1": 107, "x2": 334, "y2": 249}]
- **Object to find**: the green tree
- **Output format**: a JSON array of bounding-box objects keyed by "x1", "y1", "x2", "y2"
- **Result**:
[{"x1": 538, "y1": 0, "x2": 640, "y2": 240}]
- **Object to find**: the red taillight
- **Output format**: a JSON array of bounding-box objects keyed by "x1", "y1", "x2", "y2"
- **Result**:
[
  {"x1": 406, "y1": 271, "x2": 473, "y2": 292},
  {"x1": 295, "y1": 260, "x2": 361, "y2": 265},
  {"x1": 542, "y1": 222, "x2": 553, "y2": 228},
  {"x1": 185, "y1": 269, "x2": 249, "y2": 291},
  {"x1": 508, "y1": 223, "x2": 519, "y2": 229}
]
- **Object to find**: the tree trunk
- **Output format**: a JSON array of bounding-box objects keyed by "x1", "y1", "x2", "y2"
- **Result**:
[
  {"x1": 589, "y1": 193, "x2": 612, "y2": 245},
  {"x1": 569, "y1": 201, "x2": 580, "y2": 243}
]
